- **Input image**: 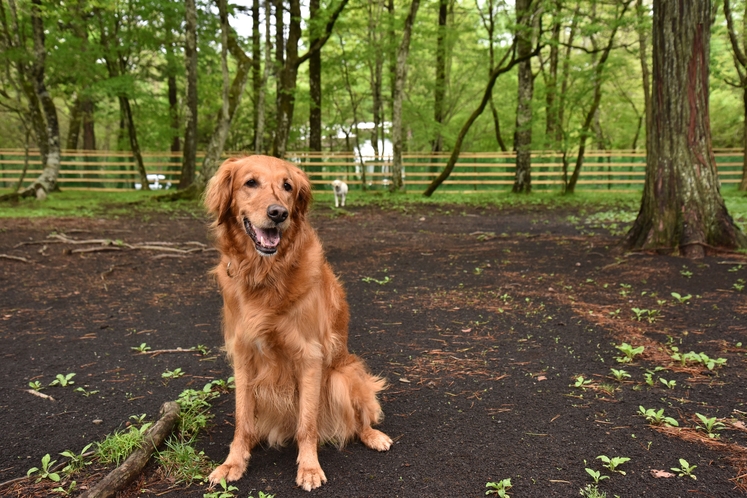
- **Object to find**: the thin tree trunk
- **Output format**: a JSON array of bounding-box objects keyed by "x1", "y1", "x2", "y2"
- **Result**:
[
  {"x1": 544, "y1": 0, "x2": 561, "y2": 146},
  {"x1": 252, "y1": 0, "x2": 261, "y2": 151},
  {"x1": 489, "y1": 100, "x2": 507, "y2": 151},
  {"x1": 512, "y1": 0, "x2": 535, "y2": 194},
  {"x1": 309, "y1": 0, "x2": 322, "y2": 152},
  {"x1": 166, "y1": 40, "x2": 180, "y2": 153},
  {"x1": 557, "y1": 4, "x2": 579, "y2": 145},
  {"x1": 367, "y1": 0, "x2": 384, "y2": 159},
  {"x1": 180, "y1": 0, "x2": 198, "y2": 189},
  {"x1": 81, "y1": 96, "x2": 96, "y2": 150},
  {"x1": 120, "y1": 96, "x2": 149, "y2": 190},
  {"x1": 67, "y1": 97, "x2": 82, "y2": 150},
  {"x1": 624, "y1": 0, "x2": 747, "y2": 257},
  {"x1": 255, "y1": 0, "x2": 272, "y2": 154},
  {"x1": 565, "y1": 1, "x2": 631, "y2": 194},
  {"x1": 723, "y1": 0, "x2": 747, "y2": 191},
  {"x1": 431, "y1": 0, "x2": 447, "y2": 153},
  {"x1": 424, "y1": 41, "x2": 540, "y2": 196},
  {"x1": 338, "y1": 34, "x2": 366, "y2": 188},
  {"x1": 390, "y1": 0, "x2": 420, "y2": 192}
]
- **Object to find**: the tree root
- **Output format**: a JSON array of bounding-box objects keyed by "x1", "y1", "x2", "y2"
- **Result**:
[{"x1": 79, "y1": 401, "x2": 180, "y2": 498}]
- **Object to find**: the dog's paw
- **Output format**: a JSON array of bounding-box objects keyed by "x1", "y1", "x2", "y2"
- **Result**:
[
  {"x1": 208, "y1": 461, "x2": 246, "y2": 486},
  {"x1": 360, "y1": 428, "x2": 393, "y2": 452},
  {"x1": 296, "y1": 465, "x2": 327, "y2": 491}
]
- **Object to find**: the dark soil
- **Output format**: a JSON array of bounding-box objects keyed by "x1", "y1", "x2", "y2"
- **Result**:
[{"x1": 2, "y1": 203, "x2": 747, "y2": 498}]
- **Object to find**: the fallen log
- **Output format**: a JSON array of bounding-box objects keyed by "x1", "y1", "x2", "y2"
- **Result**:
[{"x1": 79, "y1": 401, "x2": 180, "y2": 498}]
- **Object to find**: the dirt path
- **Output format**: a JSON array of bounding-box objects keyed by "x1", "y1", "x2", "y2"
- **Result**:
[{"x1": 1, "y1": 205, "x2": 747, "y2": 497}]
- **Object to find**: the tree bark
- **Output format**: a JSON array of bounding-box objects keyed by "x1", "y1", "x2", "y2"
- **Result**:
[
  {"x1": 366, "y1": 0, "x2": 385, "y2": 159},
  {"x1": 624, "y1": 0, "x2": 747, "y2": 257},
  {"x1": 543, "y1": 0, "x2": 561, "y2": 147},
  {"x1": 252, "y1": 0, "x2": 262, "y2": 151},
  {"x1": 67, "y1": 97, "x2": 82, "y2": 150},
  {"x1": 81, "y1": 96, "x2": 96, "y2": 150},
  {"x1": 180, "y1": 0, "x2": 198, "y2": 189},
  {"x1": 120, "y1": 96, "x2": 149, "y2": 189},
  {"x1": 390, "y1": 0, "x2": 420, "y2": 192},
  {"x1": 166, "y1": 40, "x2": 180, "y2": 153},
  {"x1": 512, "y1": 0, "x2": 535, "y2": 194},
  {"x1": 79, "y1": 402, "x2": 180, "y2": 498},
  {"x1": 255, "y1": 0, "x2": 272, "y2": 154}
]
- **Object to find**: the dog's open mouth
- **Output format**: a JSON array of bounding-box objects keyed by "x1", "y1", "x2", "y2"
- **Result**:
[{"x1": 243, "y1": 217, "x2": 281, "y2": 255}]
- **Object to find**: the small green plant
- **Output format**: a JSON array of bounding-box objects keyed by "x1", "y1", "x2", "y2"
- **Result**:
[
  {"x1": 639, "y1": 406, "x2": 678, "y2": 426},
  {"x1": 361, "y1": 275, "x2": 392, "y2": 285},
  {"x1": 573, "y1": 375, "x2": 593, "y2": 388},
  {"x1": 671, "y1": 458, "x2": 697, "y2": 479},
  {"x1": 28, "y1": 380, "x2": 43, "y2": 391},
  {"x1": 485, "y1": 478, "x2": 512, "y2": 497},
  {"x1": 694, "y1": 413, "x2": 726, "y2": 438},
  {"x1": 162, "y1": 367, "x2": 185, "y2": 380},
  {"x1": 131, "y1": 342, "x2": 151, "y2": 353},
  {"x1": 248, "y1": 493, "x2": 275, "y2": 498},
  {"x1": 177, "y1": 387, "x2": 219, "y2": 438},
  {"x1": 51, "y1": 480, "x2": 77, "y2": 496},
  {"x1": 60, "y1": 443, "x2": 93, "y2": 475},
  {"x1": 696, "y1": 352, "x2": 727, "y2": 371},
  {"x1": 734, "y1": 279, "x2": 745, "y2": 292},
  {"x1": 619, "y1": 283, "x2": 632, "y2": 297},
  {"x1": 203, "y1": 478, "x2": 239, "y2": 498},
  {"x1": 670, "y1": 347, "x2": 699, "y2": 367},
  {"x1": 615, "y1": 343, "x2": 644, "y2": 363},
  {"x1": 643, "y1": 372, "x2": 654, "y2": 386},
  {"x1": 26, "y1": 453, "x2": 61, "y2": 483},
  {"x1": 631, "y1": 307, "x2": 648, "y2": 321},
  {"x1": 579, "y1": 484, "x2": 607, "y2": 498},
  {"x1": 49, "y1": 373, "x2": 76, "y2": 387},
  {"x1": 680, "y1": 266, "x2": 693, "y2": 278},
  {"x1": 156, "y1": 438, "x2": 211, "y2": 485},
  {"x1": 74, "y1": 387, "x2": 99, "y2": 397},
  {"x1": 609, "y1": 368, "x2": 630, "y2": 381},
  {"x1": 194, "y1": 344, "x2": 211, "y2": 355},
  {"x1": 596, "y1": 455, "x2": 630, "y2": 475},
  {"x1": 659, "y1": 378, "x2": 676, "y2": 389},
  {"x1": 584, "y1": 468, "x2": 609, "y2": 484},
  {"x1": 671, "y1": 292, "x2": 692, "y2": 304}
]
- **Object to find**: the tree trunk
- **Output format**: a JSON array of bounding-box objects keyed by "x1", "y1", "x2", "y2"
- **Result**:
[
  {"x1": 121, "y1": 96, "x2": 149, "y2": 190},
  {"x1": 636, "y1": 0, "x2": 651, "y2": 156},
  {"x1": 166, "y1": 41, "x2": 181, "y2": 153},
  {"x1": 252, "y1": 0, "x2": 262, "y2": 151},
  {"x1": 543, "y1": 0, "x2": 561, "y2": 147},
  {"x1": 723, "y1": 0, "x2": 747, "y2": 191},
  {"x1": 198, "y1": 16, "x2": 253, "y2": 185},
  {"x1": 424, "y1": 41, "x2": 540, "y2": 196},
  {"x1": 180, "y1": 0, "x2": 198, "y2": 189},
  {"x1": 489, "y1": 100, "x2": 507, "y2": 151},
  {"x1": 512, "y1": 0, "x2": 535, "y2": 194},
  {"x1": 67, "y1": 97, "x2": 82, "y2": 150},
  {"x1": 309, "y1": 0, "x2": 322, "y2": 152},
  {"x1": 27, "y1": 0, "x2": 61, "y2": 199},
  {"x1": 565, "y1": 1, "x2": 631, "y2": 194},
  {"x1": 367, "y1": 0, "x2": 385, "y2": 159},
  {"x1": 390, "y1": 0, "x2": 420, "y2": 192},
  {"x1": 255, "y1": 0, "x2": 272, "y2": 154},
  {"x1": 431, "y1": 0, "x2": 447, "y2": 153},
  {"x1": 624, "y1": 0, "x2": 747, "y2": 257},
  {"x1": 81, "y1": 96, "x2": 96, "y2": 150}
]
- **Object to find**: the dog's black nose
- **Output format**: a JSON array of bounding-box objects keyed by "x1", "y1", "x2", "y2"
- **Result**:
[{"x1": 267, "y1": 204, "x2": 289, "y2": 224}]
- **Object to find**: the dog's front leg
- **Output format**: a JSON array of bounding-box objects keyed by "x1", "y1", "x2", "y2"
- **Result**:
[
  {"x1": 295, "y1": 356, "x2": 326, "y2": 491},
  {"x1": 209, "y1": 364, "x2": 257, "y2": 485}
]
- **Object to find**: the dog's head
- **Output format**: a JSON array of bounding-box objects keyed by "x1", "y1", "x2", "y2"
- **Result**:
[{"x1": 204, "y1": 155, "x2": 312, "y2": 257}]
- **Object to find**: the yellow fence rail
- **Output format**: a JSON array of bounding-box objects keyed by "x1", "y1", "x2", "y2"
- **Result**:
[{"x1": 0, "y1": 149, "x2": 743, "y2": 193}]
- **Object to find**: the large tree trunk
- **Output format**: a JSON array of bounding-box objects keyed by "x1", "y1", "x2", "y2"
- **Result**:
[
  {"x1": 512, "y1": 0, "x2": 535, "y2": 194},
  {"x1": 624, "y1": 0, "x2": 747, "y2": 257},
  {"x1": 180, "y1": 0, "x2": 198, "y2": 189},
  {"x1": 390, "y1": 0, "x2": 420, "y2": 192}
]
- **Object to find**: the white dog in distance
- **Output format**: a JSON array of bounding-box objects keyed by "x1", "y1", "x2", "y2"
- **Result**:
[{"x1": 332, "y1": 179, "x2": 348, "y2": 208}]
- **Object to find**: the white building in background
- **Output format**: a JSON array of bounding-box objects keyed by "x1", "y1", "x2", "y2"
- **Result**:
[{"x1": 335, "y1": 122, "x2": 396, "y2": 187}]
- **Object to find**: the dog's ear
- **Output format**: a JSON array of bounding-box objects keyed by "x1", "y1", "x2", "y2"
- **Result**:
[
  {"x1": 291, "y1": 166, "x2": 313, "y2": 218},
  {"x1": 204, "y1": 158, "x2": 237, "y2": 224}
]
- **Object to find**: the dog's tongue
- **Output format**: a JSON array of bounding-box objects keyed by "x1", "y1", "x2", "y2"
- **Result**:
[{"x1": 254, "y1": 227, "x2": 280, "y2": 248}]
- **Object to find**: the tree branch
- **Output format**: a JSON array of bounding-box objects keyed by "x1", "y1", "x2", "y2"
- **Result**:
[{"x1": 295, "y1": 0, "x2": 350, "y2": 67}]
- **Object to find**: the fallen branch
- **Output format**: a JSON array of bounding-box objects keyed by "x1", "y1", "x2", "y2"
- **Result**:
[
  {"x1": 140, "y1": 347, "x2": 199, "y2": 356},
  {"x1": 25, "y1": 389, "x2": 55, "y2": 401},
  {"x1": 79, "y1": 401, "x2": 180, "y2": 498},
  {"x1": 0, "y1": 254, "x2": 32, "y2": 263}
]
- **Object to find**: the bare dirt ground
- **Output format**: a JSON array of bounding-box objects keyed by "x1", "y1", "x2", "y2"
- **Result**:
[{"x1": 1, "y1": 201, "x2": 747, "y2": 498}]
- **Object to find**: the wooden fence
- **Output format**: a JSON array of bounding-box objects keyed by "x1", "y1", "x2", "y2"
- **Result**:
[{"x1": 0, "y1": 149, "x2": 744, "y2": 193}]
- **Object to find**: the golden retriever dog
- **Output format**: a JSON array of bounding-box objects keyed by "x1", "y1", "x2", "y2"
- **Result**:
[{"x1": 204, "y1": 155, "x2": 392, "y2": 491}]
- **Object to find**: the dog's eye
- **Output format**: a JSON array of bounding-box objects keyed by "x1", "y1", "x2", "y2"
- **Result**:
[
  {"x1": 283, "y1": 182, "x2": 292, "y2": 192},
  {"x1": 245, "y1": 179, "x2": 257, "y2": 188}
]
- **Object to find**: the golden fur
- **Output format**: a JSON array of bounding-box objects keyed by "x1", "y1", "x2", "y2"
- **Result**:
[{"x1": 204, "y1": 155, "x2": 391, "y2": 491}]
